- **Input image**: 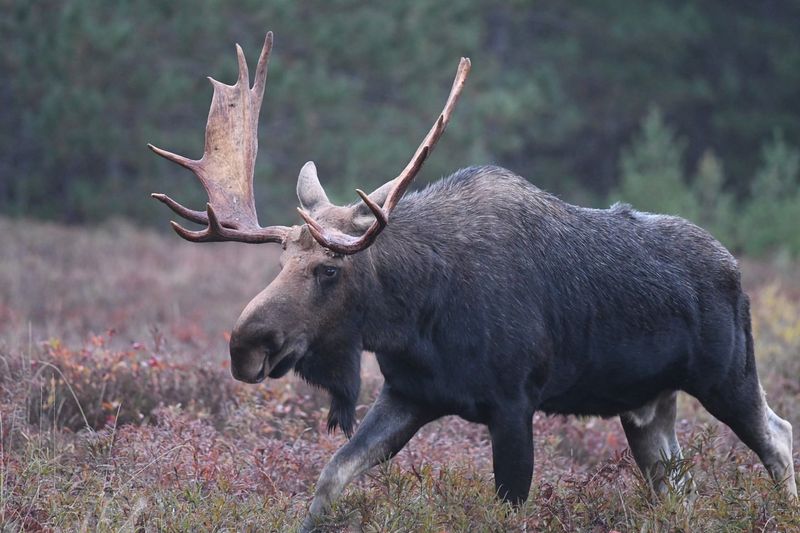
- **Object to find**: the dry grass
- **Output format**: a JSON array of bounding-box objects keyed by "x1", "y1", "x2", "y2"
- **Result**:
[{"x1": 0, "y1": 218, "x2": 798, "y2": 531}]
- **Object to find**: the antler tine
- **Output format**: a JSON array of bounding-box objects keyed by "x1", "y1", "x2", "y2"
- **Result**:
[
  {"x1": 301, "y1": 57, "x2": 471, "y2": 255},
  {"x1": 171, "y1": 204, "x2": 291, "y2": 244},
  {"x1": 148, "y1": 144, "x2": 210, "y2": 225},
  {"x1": 149, "y1": 32, "x2": 289, "y2": 245},
  {"x1": 383, "y1": 57, "x2": 471, "y2": 214},
  {"x1": 251, "y1": 31, "x2": 272, "y2": 108},
  {"x1": 235, "y1": 44, "x2": 251, "y2": 94},
  {"x1": 355, "y1": 189, "x2": 389, "y2": 226},
  {"x1": 148, "y1": 143, "x2": 199, "y2": 171},
  {"x1": 151, "y1": 192, "x2": 209, "y2": 225}
]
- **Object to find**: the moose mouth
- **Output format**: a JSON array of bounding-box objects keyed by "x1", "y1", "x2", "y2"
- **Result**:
[
  {"x1": 232, "y1": 337, "x2": 307, "y2": 384},
  {"x1": 236, "y1": 348, "x2": 294, "y2": 383},
  {"x1": 263, "y1": 339, "x2": 307, "y2": 380},
  {"x1": 247, "y1": 351, "x2": 294, "y2": 382},
  {"x1": 268, "y1": 351, "x2": 299, "y2": 379}
]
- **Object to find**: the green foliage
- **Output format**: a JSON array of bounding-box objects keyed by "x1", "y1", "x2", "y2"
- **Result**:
[
  {"x1": 692, "y1": 149, "x2": 737, "y2": 247},
  {"x1": 616, "y1": 107, "x2": 697, "y2": 217},
  {"x1": 740, "y1": 133, "x2": 800, "y2": 256},
  {"x1": 615, "y1": 109, "x2": 800, "y2": 257}
]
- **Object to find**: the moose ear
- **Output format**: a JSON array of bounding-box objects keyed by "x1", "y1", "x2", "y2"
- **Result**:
[
  {"x1": 365, "y1": 179, "x2": 395, "y2": 207},
  {"x1": 297, "y1": 161, "x2": 330, "y2": 210},
  {"x1": 351, "y1": 178, "x2": 396, "y2": 230}
]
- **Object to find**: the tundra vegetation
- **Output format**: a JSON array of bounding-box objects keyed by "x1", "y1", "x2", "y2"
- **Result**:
[{"x1": 0, "y1": 219, "x2": 799, "y2": 531}]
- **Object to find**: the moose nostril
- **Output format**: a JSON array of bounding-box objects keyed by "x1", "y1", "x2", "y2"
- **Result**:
[
  {"x1": 228, "y1": 335, "x2": 249, "y2": 361},
  {"x1": 229, "y1": 331, "x2": 272, "y2": 384},
  {"x1": 262, "y1": 332, "x2": 282, "y2": 355},
  {"x1": 247, "y1": 331, "x2": 281, "y2": 357},
  {"x1": 230, "y1": 328, "x2": 281, "y2": 358}
]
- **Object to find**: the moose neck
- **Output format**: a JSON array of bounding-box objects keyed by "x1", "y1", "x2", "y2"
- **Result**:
[{"x1": 354, "y1": 204, "x2": 447, "y2": 357}]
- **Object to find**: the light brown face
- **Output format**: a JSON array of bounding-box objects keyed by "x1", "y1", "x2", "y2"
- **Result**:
[
  {"x1": 227, "y1": 161, "x2": 381, "y2": 384},
  {"x1": 228, "y1": 223, "x2": 358, "y2": 383}
]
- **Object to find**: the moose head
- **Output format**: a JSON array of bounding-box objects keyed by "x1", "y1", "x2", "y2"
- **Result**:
[{"x1": 149, "y1": 32, "x2": 470, "y2": 436}]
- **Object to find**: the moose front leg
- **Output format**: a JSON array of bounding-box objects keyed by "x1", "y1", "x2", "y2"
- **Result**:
[
  {"x1": 301, "y1": 385, "x2": 431, "y2": 532},
  {"x1": 489, "y1": 409, "x2": 534, "y2": 505}
]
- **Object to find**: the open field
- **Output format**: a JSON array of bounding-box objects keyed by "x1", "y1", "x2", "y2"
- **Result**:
[{"x1": 0, "y1": 218, "x2": 798, "y2": 531}]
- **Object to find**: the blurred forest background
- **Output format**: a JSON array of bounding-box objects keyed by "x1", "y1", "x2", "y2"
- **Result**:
[{"x1": 2, "y1": 0, "x2": 800, "y2": 256}]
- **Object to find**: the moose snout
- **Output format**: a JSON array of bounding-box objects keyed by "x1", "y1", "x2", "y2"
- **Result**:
[
  {"x1": 229, "y1": 345, "x2": 267, "y2": 383},
  {"x1": 229, "y1": 327, "x2": 283, "y2": 384}
]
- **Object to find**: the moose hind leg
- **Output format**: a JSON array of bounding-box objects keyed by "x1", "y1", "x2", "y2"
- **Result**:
[
  {"x1": 620, "y1": 391, "x2": 691, "y2": 495},
  {"x1": 697, "y1": 376, "x2": 797, "y2": 498},
  {"x1": 763, "y1": 404, "x2": 797, "y2": 497},
  {"x1": 301, "y1": 385, "x2": 432, "y2": 532}
]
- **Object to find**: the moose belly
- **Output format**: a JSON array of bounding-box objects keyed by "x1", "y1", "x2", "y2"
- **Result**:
[
  {"x1": 539, "y1": 320, "x2": 694, "y2": 417},
  {"x1": 375, "y1": 349, "x2": 496, "y2": 423},
  {"x1": 375, "y1": 313, "x2": 702, "y2": 423}
]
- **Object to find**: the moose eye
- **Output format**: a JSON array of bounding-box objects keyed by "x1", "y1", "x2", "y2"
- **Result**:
[{"x1": 317, "y1": 265, "x2": 340, "y2": 280}]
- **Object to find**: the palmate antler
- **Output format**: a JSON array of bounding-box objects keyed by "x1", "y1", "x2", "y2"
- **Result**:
[
  {"x1": 296, "y1": 57, "x2": 471, "y2": 255},
  {"x1": 151, "y1": 32, "x2": 471, "y2": 253},
  {"x1": 148, "y1": 32, "x2": 290, "y2": 243}
]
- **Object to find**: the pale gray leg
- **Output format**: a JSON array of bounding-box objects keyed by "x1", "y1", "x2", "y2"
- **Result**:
[
  {"x1": 762, "y1": 404, "x2": 797, "y2": 497},
  {"x1": 621, "y1": 391, "x2": 691, "y2": 495},
  {"x1": 300, "y1": 386, "x2": 432, "y2": 532},
  {"x1": 696, "y1": 379, "x2": 797, "y2": 499}
]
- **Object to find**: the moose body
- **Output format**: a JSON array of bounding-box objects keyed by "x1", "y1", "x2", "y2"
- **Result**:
[
  {"x1": 352, "y1": 166, "x2": 727, "y2": 425},
  {"x1": 279, "y1": 166, "x2": 796, "y2": 526},
  {"x1": 360, "y1": 165, "x2": 733, "y2": 425},
  {"x1": 149, "y1": 33, "x2": 796, "y2": 531}
]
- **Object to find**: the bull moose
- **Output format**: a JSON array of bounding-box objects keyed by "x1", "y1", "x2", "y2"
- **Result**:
[{"x1": 149, "y1": 32, "x2": 797, "y2": 529}]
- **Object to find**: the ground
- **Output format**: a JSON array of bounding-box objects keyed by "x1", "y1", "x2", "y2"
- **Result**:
[{"x1": 0, "y1": 218, "x2": 798, "y2": 531}]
